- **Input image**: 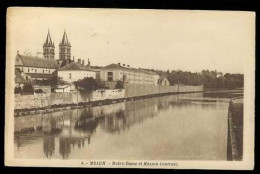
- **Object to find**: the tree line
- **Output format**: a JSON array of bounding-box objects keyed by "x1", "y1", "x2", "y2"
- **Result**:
[{"x1": 144, "y1": 69, "x2": 244, "y2": 89}]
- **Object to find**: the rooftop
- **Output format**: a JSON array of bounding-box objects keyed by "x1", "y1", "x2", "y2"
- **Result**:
[
  {"x1": 15, "y1": 54, "x2": 59, "y2": 69},
  {"x1": 102, "y1": 63, "x2": 158, "y2": 75},
  {"x1": 58, "y1": 62, "x2": 94, "y2": 72}
]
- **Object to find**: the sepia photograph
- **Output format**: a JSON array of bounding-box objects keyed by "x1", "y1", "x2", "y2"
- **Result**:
[{"x1": 5, "y1": 7, "x2": 255, "y2": 169}]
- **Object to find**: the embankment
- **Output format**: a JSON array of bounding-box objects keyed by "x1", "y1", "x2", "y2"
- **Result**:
[
  {"x1": 227, "y1": 97, "x2": 243, "y2": 161},
  {"x1": 14, "y1": 84, "x2": 203, "y2": 114}
]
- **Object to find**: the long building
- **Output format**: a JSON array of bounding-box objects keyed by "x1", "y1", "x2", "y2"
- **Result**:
[
  {"x1": 100, "y1": 63, "x2": 159, "y2": 85},
  {"x1": 15, "y1": 52, "x2": 59, "y2": 81}
]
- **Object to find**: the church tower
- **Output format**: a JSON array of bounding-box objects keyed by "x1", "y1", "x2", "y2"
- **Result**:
[
  {"x1": 59, "y1": 31, "x2": 71, "y2": 61},
  {"x1": 43, "y1": 30, "x2": 55, "y2": 59}
]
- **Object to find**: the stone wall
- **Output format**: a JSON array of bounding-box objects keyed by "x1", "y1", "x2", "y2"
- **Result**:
[
  {"x1": 15, "y1": 89, "x2": 125, "y2": 110},
  {"x1": 14, "y1": 85, "x2": 203, "y2": 110}
]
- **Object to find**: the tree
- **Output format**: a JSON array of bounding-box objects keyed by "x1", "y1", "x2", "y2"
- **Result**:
[
  {"x1": 21, "y1": 83, "x2": 34, "y2": 95},
  {"x1": 14, "y1": 86, "x2": 22, "y2": 94},
  {"x1": 74, "y1": 77, "x2": 100, "y2": 91}
]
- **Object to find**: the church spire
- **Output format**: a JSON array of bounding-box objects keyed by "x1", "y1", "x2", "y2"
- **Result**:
[
  {"x1": 59, "y1": 30, "x2": 71, "y2": 61},
  {"x1": 44, "y1": 29, "x2": 54, "y2": 47},
  {"x1": 60, "y1": 30, "x2": 70, "y2": 46},
  {"x1": 43, "y1": 29, "x2": 55, "y2": 59}
]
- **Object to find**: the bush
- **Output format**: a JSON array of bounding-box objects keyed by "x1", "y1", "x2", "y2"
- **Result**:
[
  {"x1": 74, "y1": 77, "x2": 100, "y2": 91},
  {"x1": 14, "y1": 86, "x2": 22, "y2": 94},
  {"x1": 115, "y1": 80, "x2": 124, "y2": 89},
  {"x1": 21, "y1": 83, "x2": 34, "y2": 95}
]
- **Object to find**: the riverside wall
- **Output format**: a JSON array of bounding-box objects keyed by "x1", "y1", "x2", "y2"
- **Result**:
[
  {"x1": 15, "y1": 85, "x2": 203, "y2": 110},
  {"x1": 15, "y1": 89, "x2": 125, "y2": 110}
]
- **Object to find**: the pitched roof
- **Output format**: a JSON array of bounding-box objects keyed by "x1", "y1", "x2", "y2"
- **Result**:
[
  {"x1": 102, "y1": 63, "x2": 158, "y2": 75},
  {"x1": 16, "y1": 54, "x2": 59, "y2": 69},
  {"x1": 15, "y1": 70, "x2": 27, "y2": 84},
  {"x1": 58, "y1": 62, "x2": 93, "y2": 71}
]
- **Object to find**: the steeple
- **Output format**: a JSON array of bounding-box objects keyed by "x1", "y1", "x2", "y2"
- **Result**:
[
  {"x1": 43, "y1": 30, "x2": 55, "y2": 59},
  {"x1": 60, "y1": 30, "x2": 70, "y2": 46},
  {"x1": 59, "y1": 30, "x2": 71, "y2": 61}
]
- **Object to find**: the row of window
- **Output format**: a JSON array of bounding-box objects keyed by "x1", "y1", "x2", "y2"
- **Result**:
[
  {"x1": 27, "y1": 68, "x2": 51, "y2": 73},
  {"x1": 68, "y1": 73, "x2": 95, "y2": 79}
]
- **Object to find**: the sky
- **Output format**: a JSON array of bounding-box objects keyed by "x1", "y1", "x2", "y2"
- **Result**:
[{"x1": 7, "y1": 8, "x2": 255, "y2": 74}]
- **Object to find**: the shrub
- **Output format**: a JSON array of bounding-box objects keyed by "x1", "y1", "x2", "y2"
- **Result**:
[
  {"x1": 115, "y1": 80, "x2": 124, "y2": 89},
  {"x1": 21, "y1": 83, "x2": 34, "y2": 95}
]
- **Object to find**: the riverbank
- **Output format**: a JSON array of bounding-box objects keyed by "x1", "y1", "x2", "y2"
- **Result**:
[
  {"x1": 14, "y1": 90, "x2": 203, "y2": 117},
  {"x1": 227, "y1": 97, "x2": 243, "y2": 161}
]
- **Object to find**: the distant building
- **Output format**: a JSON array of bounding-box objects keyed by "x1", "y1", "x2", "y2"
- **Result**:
[
  {"x1": 54, "y1": 85, "x2": 71, "y2": 93},
  {"x1": 100, "y1": 63, "x2": 159, "y2": 85},
  {"x1": 57, "y1": 60, "x2": 96, "y2": 83},
  {"x1": 34, "y1": 85, "x2": 52, "y2": 93},
  {"x1": 158, "y1": 76, "x2": 170, "y2": 86},
  {"x1": 15, "y1": 52, "x2": 59, "y2": 81}
]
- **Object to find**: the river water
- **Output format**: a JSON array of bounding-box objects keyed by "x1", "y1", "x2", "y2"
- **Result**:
[{"x1": 14, "y1": 90, "x2": 243, "y2": 160}]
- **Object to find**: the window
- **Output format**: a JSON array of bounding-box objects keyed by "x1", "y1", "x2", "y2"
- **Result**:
[
  {"x1": 35, "y1": 69, "x2": 37, "y2": 73},
  {"x1": 107, "y1": 72, "x2": 113, "y2": 81},
  {"x1": 49, "y1": 70, "x2": 50, "y2": 73},
  {"x1": 28, "y1": 69, "x2": 29, "y2": 73},
  {"x1": 69, "y1": 73, "x2": 72, "y2": 79},
  {"x1": 43, "y1": 70, "x2": 44, "y2": 73}
]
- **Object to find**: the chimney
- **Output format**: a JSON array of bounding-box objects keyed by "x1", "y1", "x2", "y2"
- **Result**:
[
  {"x1": 17, "y1": 50, "x2": 19, "y2": 55},
  {"x1": 118, "y1": 63, "x2": 121, "y2": 66},
  {"x1": 123, "y1": 64, "x2": 125, "y2": 66},
  {"x1": 78, "y1": 59, "x2": 81, "y2": 64},
  {"x1": 82, "y1": 60, "x2": 85, "y2": 65},
  {"x1": 127, "y1": 65, "x2": 130, "y2": 67}
]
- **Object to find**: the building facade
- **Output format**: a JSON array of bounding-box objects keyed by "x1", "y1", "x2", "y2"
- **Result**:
[
  {"x1": 100, "y1": 63, "x2": 159, "y2": 85},
  {"x1": 43, "y1": 30, "x2": 55, "y2": 59},
  {"x1": 58, "y1": 61, "x2": 96, "y2": 83},
  {"x1": 15, "y1": 53, "x2": 59, "y2": 81}
]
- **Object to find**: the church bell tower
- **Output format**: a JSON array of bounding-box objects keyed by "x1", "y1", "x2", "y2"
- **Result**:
[
  {"x1": 59, "y1": 31, "x2": 71, "y2": 61},
  {"x1": 43, "y1": 30, "x2": 55, "y2": 59}
]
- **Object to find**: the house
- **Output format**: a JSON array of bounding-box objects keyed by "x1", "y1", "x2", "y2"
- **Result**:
[
  {"x1": 57, "y1": 60, "x2": 96, "y2": 83},
  {"x1": 158, "y1": 76, "x2": 170, "y2": 86},
  {"x1": 100, "y1": 63, "x2": 159, "y2": 86},
  {"x1": 15, "y1": 52, "x2": 59, "y2": 81},
  {"x1": 33, "y1": 85, "x2": 52, "y2": 93},
  {"x1": 54, "y1": 85, "x2": 71, "y2": 93}
]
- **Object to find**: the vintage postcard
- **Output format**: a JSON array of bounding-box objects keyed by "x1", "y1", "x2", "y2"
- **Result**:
[{"x1": 5, "y1": 7, "x2": 255, "y2": 169}]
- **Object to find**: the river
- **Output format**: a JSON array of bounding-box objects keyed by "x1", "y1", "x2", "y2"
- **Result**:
[{"x1": 14, "y1": 90, "x2": 243, "y2": 160}]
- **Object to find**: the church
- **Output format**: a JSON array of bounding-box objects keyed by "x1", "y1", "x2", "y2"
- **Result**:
[{"x1": 15, "y1": 30, "x2": 77, "y2": 82}]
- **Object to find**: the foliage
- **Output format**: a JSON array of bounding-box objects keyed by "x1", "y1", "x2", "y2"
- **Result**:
[
  {"x1": 143, "y1": 68, "x2": 243, "y2": 89},
  {"x1": 74, "y1": 77, "x2": 104, "y2": 91},
  {"x1": 14, "y1": 86, "x2": 22, "y2": 94},
  {"x1": 21, "y1": 83, "x2": 34, "y2": 95},
  {"x1": 115, "y1": 80, "x2": 124, "y2": 89}
]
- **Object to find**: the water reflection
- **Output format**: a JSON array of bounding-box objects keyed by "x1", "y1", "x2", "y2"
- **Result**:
[{"x1": 14, "y1": 91, "x2": 242, "y2": 160}]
